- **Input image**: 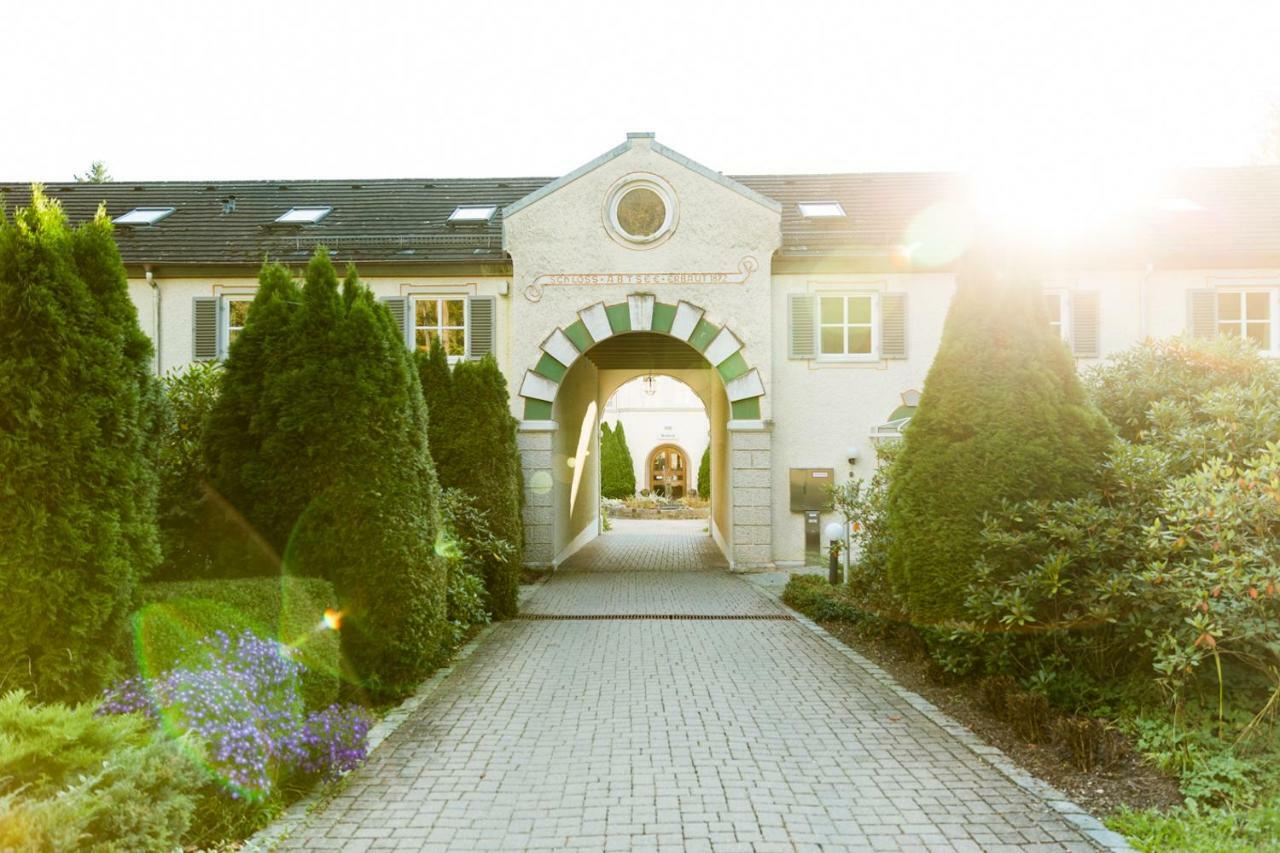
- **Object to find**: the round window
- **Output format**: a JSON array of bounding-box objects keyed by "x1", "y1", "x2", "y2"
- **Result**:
[
  {"x1": 615, "y1": 187, "x2": 666, "y2": 238},
  {"x1": 604, "y1": 173, "x2": 678, "y2": 248}
]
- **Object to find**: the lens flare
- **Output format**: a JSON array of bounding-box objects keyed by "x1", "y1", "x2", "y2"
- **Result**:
[
  {"x1": 902, "y1": 201, "x2": 975, "y2": 267},
  {"x1": 322, "y1": 608, "x2": 343, "y2": 631},
  {"x1": 529, "y1": 470, "x2": 553, "y2": 495}
]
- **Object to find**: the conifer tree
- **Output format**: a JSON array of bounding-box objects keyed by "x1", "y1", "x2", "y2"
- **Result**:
[
  {"x1": 0, "y1": 188, "x2": 162, "y2": 699},
  {"x1": 417, "y1": 337, "x2": 453, "y2": 469},
  {"x1": 202, "y1": 262, "x2": 300, "y2": 574},
  {"x1": 885, "y1": 254, "x2": 1112, "y2": 622},
  {"x1": 614, "y1": 422, "x2": 637, "y2": 496},
  {"x1": 203, "y1": 250, "x2": 448, "y2": 697},
  {"x1": 286, "y1": 277, "x2": 447, "y2": 698},
  {"x1": 697, "y1": 446, "x2": 711, "y2": 500},
  {"x1": 600, "y1": 421, "x2": 629, "y2": 498}
]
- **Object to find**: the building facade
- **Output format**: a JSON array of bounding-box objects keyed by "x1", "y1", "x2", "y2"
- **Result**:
[{"x1": 8, "y1": 133, "x2": 1279, "y2": 569}]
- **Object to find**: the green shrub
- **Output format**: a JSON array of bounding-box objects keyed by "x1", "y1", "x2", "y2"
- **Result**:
[
  {"x1": 697, "y1": 446, "x2": 710, "y2": 500},
  {"x1": 1087, "y1": 336, "x2": 1275, "y2": 442},
  {"x1": 135, "y1": 577, "x2": 340, "y2": 710},
  {"x1": 428, "y1": 355, "x2": 523, "y2": 618},
  {"x1": 782, "y1": 575, "x2": 875, "y2": 625},
  {"x1": 967, "y1": 351, "x2": 1280, "y2": 724},
  {"x1": 885, "y1": 259, "x2": 1112, "y2": 623},
  {"x1": 1108, "y1": 799, "x2": 1280, "y2": 853},
  {"x1": 0, "y1": 188, "x2": 163, "y2": 700},
  {"x1": 155, "y1": 361, "x2": 224, "y2": 580},
  {"x1": 439, "y1": 488, "x2": 507, "y2": 641},
  {"x1": 0, "y1": 691, "x2": 204, "y2": 851}
]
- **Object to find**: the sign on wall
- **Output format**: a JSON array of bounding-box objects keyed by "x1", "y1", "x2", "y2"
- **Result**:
[{"x1": 524, "y1": 255, "x2": 758, "y2": 302}]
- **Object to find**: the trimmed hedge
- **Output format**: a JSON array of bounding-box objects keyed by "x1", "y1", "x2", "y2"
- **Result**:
[
  {"x1": 135, "y1": 577, "x2": 340, "y2": 710},
  {"x1": 0, "y1": 188, "x2": 163, "y2": 700},
  {"x1": 885, "y1": 257, "x2": 1112, "y2": 622}
]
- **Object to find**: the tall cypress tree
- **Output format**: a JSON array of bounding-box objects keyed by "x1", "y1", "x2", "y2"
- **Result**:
[
  {"x1": 203, "y1": 262, "x2": 300, "y2": 574},
  {"x1": 614, "y1": 422, "x2": 637, "y2": 496},
  {"x1": 0, "y1": 189, "x2": 162, "y2": 699},
  {"x1": 252, "y1": 251, "x2": 347, "y2": 550},
  {"x1": 885, "y1": 253, "x2": 1112, "y2": 622},
  {"x1": 286, "y1": 277, "x2": 447, "y2": 699},
  {"x1": 600, "y1": 421, "x2": 628, "y2": 498}
]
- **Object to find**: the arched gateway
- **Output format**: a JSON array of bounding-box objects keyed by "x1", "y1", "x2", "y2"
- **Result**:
[
  {"x1": 512, "y1": 295, "x2": 772, "y2": 571},
  {"x1": 502, "y1": 133, "x2": 782, "y2": 572}
]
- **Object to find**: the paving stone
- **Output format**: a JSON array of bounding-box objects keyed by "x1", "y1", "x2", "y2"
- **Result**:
[{"x1": 276, "y1": 521, "x2": 1112, "y2": 851}]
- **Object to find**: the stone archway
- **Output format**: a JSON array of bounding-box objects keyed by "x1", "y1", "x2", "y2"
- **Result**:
[
  {"x1": 516, "y1": 294, "x2": 764, "y2": 422},
  {"x1": 515, "y1": 295, "x2": 772, "y2": 572}
]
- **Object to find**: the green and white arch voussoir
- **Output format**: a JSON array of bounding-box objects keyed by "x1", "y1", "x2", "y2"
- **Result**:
[{"x1": 519, "y1": 294, "x2": 764, "y2": 422}]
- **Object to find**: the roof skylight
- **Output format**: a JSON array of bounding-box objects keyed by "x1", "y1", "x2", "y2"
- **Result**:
[
  {"x1": 275, "y1": 206, "x2": 332, "y2": 224},
  {"x1": 114, "y1": 207, "x2": 175, "y2": 226},
  {"x1": 798, "y1": 201, "x2": 846, "y2": 219},
  {"x1": 448, "y1": 205, "x2": 497, "y2": 223}
]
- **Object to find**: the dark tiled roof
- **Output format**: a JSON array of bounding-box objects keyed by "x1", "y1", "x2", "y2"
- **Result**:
[
  {"x1": 4, "y1": 166, "x2": 1280, "y2": 270},
  {"x1": 0, "y1": 178, "x2": 550, "y2": 268}
]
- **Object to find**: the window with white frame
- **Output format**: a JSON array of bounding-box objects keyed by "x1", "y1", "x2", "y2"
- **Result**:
[
  {"x1": 223, "y1": 295, "x2": 254, "y2": 350},
  {"x1": 1217, "y1": 289, "x2": 1277, "y2": 352},
  {"x1": 1044, "y1": 291, "x2": 1069, "y2": 341},
  {"x1": 819, "y1": 294, "x2": 877, "y2": 359},
  {"x1": 414, "y1": 297, "x2": 467, "y2": 358}
]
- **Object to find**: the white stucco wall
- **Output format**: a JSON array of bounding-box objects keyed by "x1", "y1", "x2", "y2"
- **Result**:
[{"x1": 132, "y1": 273, "x2": 510, "y2": 377}]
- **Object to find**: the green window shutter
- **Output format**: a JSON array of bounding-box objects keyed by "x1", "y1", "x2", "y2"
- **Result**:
[
  {"x1": 788, "y1": 293, "x2": 815, "y2": 359},
  {"x1": 379, "y1": 296, "x2": 411, "y2": 349},
  {"x1": 1069, "y1": 291, "x2": 1100, "y2": 358},
  {"x1": 192, "y1": 296, "x2": 219, "y2": 361},
  {"x1": 467, "y1": 295, "x2": 496, "y2": 359},
  {"x1": 1187, "y1": 289, "x2": 1217, "y2": 339},
  {"x1": 881, "y1": 292, "x2": 908, "y2": 359}
]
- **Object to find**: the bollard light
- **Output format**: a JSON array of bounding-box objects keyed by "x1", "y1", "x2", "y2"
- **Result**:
[{"x1": 824, "y1": 521, "x2": 845, "y2": 585}]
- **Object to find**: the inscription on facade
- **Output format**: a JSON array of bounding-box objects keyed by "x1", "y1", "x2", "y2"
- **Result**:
[{"x1": 525, "y1": 256, "x2": 757, "y2": 302}]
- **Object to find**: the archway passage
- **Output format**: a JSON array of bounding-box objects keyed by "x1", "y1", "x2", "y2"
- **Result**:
[{"x1": 517, "y1": 296, "x2": 774, "y2": 571}]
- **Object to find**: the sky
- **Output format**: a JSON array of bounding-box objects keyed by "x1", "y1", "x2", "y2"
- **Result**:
[{"x1": 5, "y1": 0, "x2": 1280, "y2": 183}]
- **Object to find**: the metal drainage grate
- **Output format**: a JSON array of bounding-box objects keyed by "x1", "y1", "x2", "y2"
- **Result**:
[{"x1": 517, "y1": 613, "x2": 794, "y2": 621}]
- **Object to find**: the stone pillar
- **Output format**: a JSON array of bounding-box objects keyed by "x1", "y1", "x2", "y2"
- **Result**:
[
  {"x1": 518, "y1": 423, "x2": 556, "y2": 568},
  {"x1": 728, "y1": 423, "x2": 773, "y2": 570}
]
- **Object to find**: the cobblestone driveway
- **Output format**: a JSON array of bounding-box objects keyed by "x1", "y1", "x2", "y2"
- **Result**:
[{"x1": 276, "y1": 521, "x2": 1120, "y2": 852}]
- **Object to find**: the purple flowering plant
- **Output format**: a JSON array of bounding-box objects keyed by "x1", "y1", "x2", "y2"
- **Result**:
[{"x1": 100, "y1": 630, "x2": 371, "y2": 799}]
